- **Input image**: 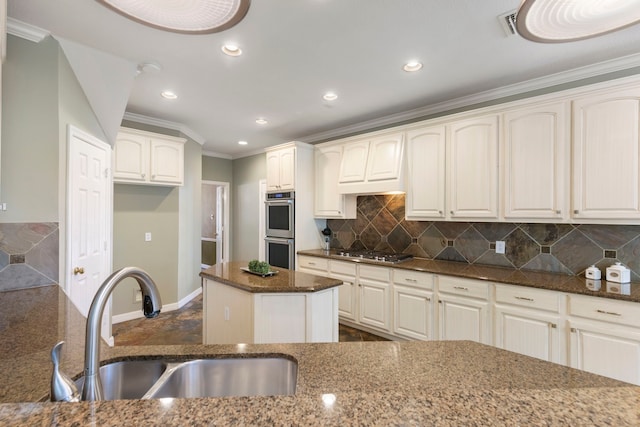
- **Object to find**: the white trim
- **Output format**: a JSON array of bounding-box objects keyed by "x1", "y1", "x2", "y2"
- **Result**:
[
  {"x1": 202, "y1": 150, "x2": 233, "y2": 160},
  {"x1": 202, "y1": 180, "x2": 230, "y2": 265},
  {"x1": 112, "y1": 286, "x2": 202, "y2": 324},
  {"x1": 7, "y1": 18, "x2": 50, "y2": 43},
  {"x1": 123, "y1": 112, "x2": 206, "y2": 145},
  {"x1": 300, "y1": 53, "x2": 640, "y2": 144}
]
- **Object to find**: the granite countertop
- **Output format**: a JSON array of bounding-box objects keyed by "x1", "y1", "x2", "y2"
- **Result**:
[
  {"x1": 298, "y1": 249, "x2": 640, "y2": 303},
  {"x1": 2, "y1": 285, "x2": 640, "y2": 425},
  {"x1": 200, "y1": 261, "x2": 342, "y2": 293}
]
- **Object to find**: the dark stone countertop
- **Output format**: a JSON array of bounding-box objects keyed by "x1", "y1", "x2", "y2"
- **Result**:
[
  {"x1": 1, "y1": 285, "x2": 639, "y2": 425},
  {"x1": 200, "y1": 261, "x2": 342, "y2": 293},
  {"x1": 298, "y1": 249, "x2": 640, "y2": 303}
]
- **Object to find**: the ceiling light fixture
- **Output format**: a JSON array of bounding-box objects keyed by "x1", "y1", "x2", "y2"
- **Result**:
[
  {"x1": 96, "y1": 0, "x2": 251, "y2": 34},
  {"x1": 161, "y1": 91, "x2": 178, "y2": 100},
  {"x1": 516, "y1": 0, "x2": 640, "y2": 43},
  {"x1": 323, "y1": 92, "x2": 338, "y2": 101},
  {"x1": 222, "y1": 44, "x2": 242, "y2": 56},
  {"x1": 403, "y1": 61, "x2": 423, "y2": 72},
  {"x1": 255, "y1": 118, "x2": 268, "y2": 125},
  {"x1": 238, "y1": 140, "x2": 248, "y2": 145}
]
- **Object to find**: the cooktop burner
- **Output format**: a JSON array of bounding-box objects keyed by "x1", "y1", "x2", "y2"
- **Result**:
[{"x1": 336, "y1": 250, "x2": 413, "y2": 264}]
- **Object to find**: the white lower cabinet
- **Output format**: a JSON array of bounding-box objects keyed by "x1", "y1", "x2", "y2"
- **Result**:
[
  {"x1": 358, "y1": 265, "x2": 391, "y2": 332},
  {"x1": 568, "y1": 294, "x2": 640, "y2": 385},
  {"x1": 494, "y1": 285, "x2": 563, "y2": 364},
  {"x1": 393, "y1": 269, "x2": 434, "y2": 340},
  {"x1": 437, "y1": 276, "x2": 491, "y2": 344},
  {"x1": 330, "y1": 260, "x2": 358, "y2": 321}
]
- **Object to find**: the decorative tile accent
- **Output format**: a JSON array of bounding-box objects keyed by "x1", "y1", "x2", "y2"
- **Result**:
[
  {"x1": 10, "y1": 254, "x2": 25, "y2": 264},
  {"x1": 325, "y1": 195, "x2": 640, "y2": 278}
]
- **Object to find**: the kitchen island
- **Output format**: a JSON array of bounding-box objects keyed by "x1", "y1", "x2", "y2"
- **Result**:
[
  {"x1": 1, "y1": 285, "x2": 640, "y2": 425},
  {"x1": 200, "y1": 262, "x2": 342, "y2": 344}
]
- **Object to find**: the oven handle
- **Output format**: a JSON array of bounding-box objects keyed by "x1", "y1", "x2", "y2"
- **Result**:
[
  {"x1": 264, "y1": 199, "x2": 293, "y2": 205},
  {"x1": 264, "y1": 237, "x2": 294, "y2": 244}
]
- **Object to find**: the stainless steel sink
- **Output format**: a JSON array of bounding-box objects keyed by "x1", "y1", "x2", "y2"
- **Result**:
[
  {"x1": 145, "y1": 357, "x2": 298, "y2": 399},
  {"x1": 75, "y1": 356, "x2": 297, "y2": 400},
  {"x1": 75, "y1": 360, "x2": 168, "y2": 400}
]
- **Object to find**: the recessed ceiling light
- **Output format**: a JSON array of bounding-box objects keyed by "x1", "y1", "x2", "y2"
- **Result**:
[
  {"x1": 323, "y1": 92, "x2": 338, "y2": 101},
  {"x1": 222, "y1": 44, "x2": 242, "y2": 56},
  {"x1": 255, "y1": 118, "x2": 268, "y2": 125},
  {"x1": 161, "y1": 91, "x2": 178, "y2": 100},
  {"x1": 96, "y1": 0, "x2": 251, "y2": 34},
  {"x1": 403, "y1": 61, "x2": 423, "y2": 72},
  {"x1": 238, "y1": 140, "x2": 248, "y2": 145},
  {"x1": 516, "y1": 0, "x2": 640, "y2": 43}
]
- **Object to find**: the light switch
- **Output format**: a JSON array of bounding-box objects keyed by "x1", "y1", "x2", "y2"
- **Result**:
[
  {"x1": 495, "y1": 241, "x2": 506, "y2": 254},
  {"x1": 145, "y1": 232, "x2": 152, "y2": 242}
]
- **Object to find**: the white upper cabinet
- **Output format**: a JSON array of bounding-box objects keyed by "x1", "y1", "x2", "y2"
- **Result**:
[
  {"x1": 503, "y1": 101, "x2": 569, "y2": 220},
  {"x1": 406, "y1": 124, "x2": 446, "y2": 219},
  {"x1": 266, "y1": 146, "x2": 295, "y2": 191},
  {"x1": 338, "y1": 140, "x2": 370, "y2": 183},
  {"x1": 366, "y1": 135, "x2": 404, "y2": 181},
  {"x1": 113, "y1": 128, "x2": 185, "y2": 186},
  {"x1": 314, "y1": 145, "x2": 356, "y2": 218},
  {"x1": 572, "y1": 86, "x2": 640, "y2": 221},
  {"x1": 447, "y1": 115, "x2": 499, "y2": 220}
]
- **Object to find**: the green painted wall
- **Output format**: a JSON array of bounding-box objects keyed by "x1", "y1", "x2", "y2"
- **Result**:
[
  {"x1": 232, "y1": 153, "x2": 266, "y2": 261},
  {"x1": 202, "y1": 155, "x2": 232, "y2": 183}
]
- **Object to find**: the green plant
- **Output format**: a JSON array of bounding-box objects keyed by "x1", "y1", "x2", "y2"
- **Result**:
[{"x1": 248, "y1": 260, "x2": 271, "y2": 274}]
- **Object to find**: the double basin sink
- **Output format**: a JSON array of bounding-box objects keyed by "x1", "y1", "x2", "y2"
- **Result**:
[{"x1": 75, "y1": 355, "x2": 298, "y2": 400}]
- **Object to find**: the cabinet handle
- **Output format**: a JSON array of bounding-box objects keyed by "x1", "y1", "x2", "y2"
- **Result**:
[
  {"x1": 549, "y1": 323, "x2": 557, "y2": 329},
  {"x1": 405, "y1": 278, "x2": 418, "y2": 283},
  {"x1": 596, "y1": 309, "x2": 621, "y2": 317},
  {"x1": 453, "y1": 286, "x2": 468, "y2": 290},
  {"x1": 555, "y1": 210, "x2": 561, "y2": 214},
  {"x1": 438, "y1": 300, "x2": 442, "y2": 303},
  {"x1": 574, "y1": 209, "x2": 579, "y2": 214},
  {"x1": 426, "y1": 297, "x2": 431, "y2": 302},
  {"x1": 309, "y1": 262, "x2": 316, "y2": 266},
  {"x1": 570, "y1": 327, "x2": 577, "y2": 333},
  {"x1": 515, "y1": 296, "x2": 534, "y2": 302}
]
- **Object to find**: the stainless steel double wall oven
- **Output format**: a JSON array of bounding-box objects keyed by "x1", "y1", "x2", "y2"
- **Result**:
[{"x1": 265, "y1": 191, "x2": 295, "y2": 269}]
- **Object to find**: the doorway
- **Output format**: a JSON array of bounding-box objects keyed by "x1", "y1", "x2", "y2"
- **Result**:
[{"x1": 202, "y1": 181, "x2": 229, "y2": 267}]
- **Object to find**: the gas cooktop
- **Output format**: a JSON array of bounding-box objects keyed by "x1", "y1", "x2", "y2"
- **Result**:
[{"x1": 336, "y1": 250, "x2": 413, "y2": 264}]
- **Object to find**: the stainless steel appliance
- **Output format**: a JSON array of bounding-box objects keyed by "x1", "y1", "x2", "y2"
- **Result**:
[
  {"x1": 265, "y1": 237, "x2": 295, "y2": 270},
  {"x1": 335, "y1": 250, "x2": 413, "y2": 264},
  {"x1": 265, "y1": 192, "x2": 295, "y2": 269},
  {"x1": 265, "y1": 192, "x2": 294, "y2": 239}
]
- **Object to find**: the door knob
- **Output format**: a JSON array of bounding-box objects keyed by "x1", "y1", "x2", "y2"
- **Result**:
[{"x1": 73, "y1": 267, "x2": 85, "y2": 275}]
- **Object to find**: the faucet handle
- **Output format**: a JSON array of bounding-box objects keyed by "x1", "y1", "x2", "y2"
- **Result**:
[{"x1": 50, "y1": 341, "x2": 80, "y2": 402}]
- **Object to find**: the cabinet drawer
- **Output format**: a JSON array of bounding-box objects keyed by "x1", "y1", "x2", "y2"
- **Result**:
[
  {"x1": 298, "y1": 256, "x2": 329, "y2": 272},
  {"x1": 495, "y1": 284, "x2": 560, "y2": 312},
  {"x1": 359, "y1": 264, "x2": 391, "y2": 282},
  {"x1": 569, "y1": 294, "x2": 640, "y2": 328},
  {"x1": 330, "y1": 260, "x2": 357, "y2": 276},
  {"x1": 438, "y1": 276, "x2": 488, "y2": 300},
  {"x1": 393, "y1": 269, "x2": 433, "y2": 290}
]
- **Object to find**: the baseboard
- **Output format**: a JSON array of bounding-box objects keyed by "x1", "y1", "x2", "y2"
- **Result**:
[{"x1": 112, "y1": 286, "x2": 202, "y2": 324}]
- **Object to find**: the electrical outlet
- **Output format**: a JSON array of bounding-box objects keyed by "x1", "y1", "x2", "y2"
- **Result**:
[
  {"x1": 145, "y1": 232, "x2": 152, "y2": 242},
  {"x1": 495, "y1": 241, "x2": 506, "y2": 254},
  {"x1": 134, "y1": 289, "x2": 142, "y2": 302}
]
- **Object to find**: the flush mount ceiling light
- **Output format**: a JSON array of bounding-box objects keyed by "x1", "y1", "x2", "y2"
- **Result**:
[
  {"x1": 255, "y1": 118, "x2": 268, "y2": 125},
  {"x1": 96, "y1": 0, "x2": 251, "y2": 34},
  {"x1": 403, "y1": 61, "x2": 423, "y2": 72},
  {"x1": 323, "y1": 92, "x2": 338, "y2": 101},
  {"x1": 238, "y1": 140, "x2": 248, "y2": 145},
  {"x1": 516, "y1": 0, "x2": 640, "y2": 43}
]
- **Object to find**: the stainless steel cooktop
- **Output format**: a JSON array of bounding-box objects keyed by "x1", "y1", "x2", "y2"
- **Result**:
[{"x1": 336, "y1": 250, "x2": 413, "y2": 264}]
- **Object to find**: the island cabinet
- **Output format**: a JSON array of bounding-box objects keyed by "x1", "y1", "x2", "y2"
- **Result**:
[
  {"x1": 494, "y1": 284, "x2": 564, "y2": 364},
  {"x1": 568, "y1": 294, "x2": 640, "y2": 385},
  {"x1": 437, "y1": 276, "x2": 491, "y2": 344},
  {"x1": 113, "y1": 127, "x2": 185, "y2": 186}
]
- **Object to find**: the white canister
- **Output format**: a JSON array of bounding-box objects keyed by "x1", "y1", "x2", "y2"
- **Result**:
[
  {"x1": 585, "y1": 265, "x2": 601, "y2": 280},
  {"x1": 606, "y1": 262, "x2": 631, "y2": 284}
]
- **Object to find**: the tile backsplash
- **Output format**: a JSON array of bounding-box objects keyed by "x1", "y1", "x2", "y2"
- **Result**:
[
  {"x1": 327, "y1": 195, "x2": 640, "y2": 281},
  {"x1": 0, "y1": 223, "x2": 59, "y2": 292}
]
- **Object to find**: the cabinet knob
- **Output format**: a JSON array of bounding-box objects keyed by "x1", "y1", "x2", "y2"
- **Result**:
[
  {"x1": 73, "y1": 267, "x2": 85, "y2": 275},
  {"x1": 141, "y1": 173, "x2": 146, "y2": 178},
  {"x1": 450, "y1": 211, "x2": 454, "y2": 215},
  {"x1": 555, "y1": 210, "x2": 561, "y2": 214},
  {"x1": 549, "y1": 323, "x2": 557, "y2": 329},
  {"x1": 438, "y1": 210, "x2": 443, "y2": 215},
  {"x1": 574, "y1": 209, "x2": 579, "y2": 214}
]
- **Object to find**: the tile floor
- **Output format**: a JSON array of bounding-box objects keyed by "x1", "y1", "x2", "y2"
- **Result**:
[{"x1": 112, "y1": 294, "x2": 387, "y2": 346}]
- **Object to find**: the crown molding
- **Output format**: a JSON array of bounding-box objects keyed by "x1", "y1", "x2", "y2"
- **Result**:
[
  {"x1": 7, "y1": 18, "x2": 50, "y2": 42},
  {"x1": 123, "y1": 112, "x2": 206, "y2": 145},
  {"x1": 202, "y1": 150, "x2": 232, "y2": 160},
  {"x1": 299, "y1": 52, "x2": 640, "y2": 143}
]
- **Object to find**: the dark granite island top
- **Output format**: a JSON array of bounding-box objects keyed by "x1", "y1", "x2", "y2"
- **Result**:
[
  {"x1": 200, "y1": 261, "x2": 342, "y2": 293},
  {"x1": 2, "y1": 285, "x2": 640, "y2": 425}
]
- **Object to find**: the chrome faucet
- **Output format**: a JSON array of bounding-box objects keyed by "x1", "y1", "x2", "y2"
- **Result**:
[{"x1": 50, "y1": 267, "x2": 162, "y2": 402}]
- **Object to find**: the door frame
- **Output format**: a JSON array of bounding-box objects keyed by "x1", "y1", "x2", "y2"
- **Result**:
[{"x1": 202, "y1": 180, "x2": 230, "y2": 265}]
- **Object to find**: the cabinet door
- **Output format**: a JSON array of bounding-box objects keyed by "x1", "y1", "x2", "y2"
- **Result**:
[
  {"x1": 359, "y1": 279, "x2": 390, "y2": 332},
  {"x1": 438, "y1": 294, "x2": 489, "y2": 344},
  {"x1": 495, "y1": 305, "x2": 561, "y2": 363},
  {"x1": 113, "y1": 132, "x2": 148, "y2": 182},
  {"x1": 266, "y1": 150, "x2": 282, "y2": 191},
  {"x1": 278, "y1": 147, "x2": 296, "y2": 190},
  {"x1": 365, "y1": 134, "x2": 404, "y2": 181},
  {"x1": 315, "y1": 145, "x2": 346, "y2": 217},
  {"x1": 393, "y1": 285, "x2": 433, "y2": 340},
  {"x1": 339, "y1": 140, "x2": 370, "y2": 183},
  {"x1": 336, "y1": 274, "x2": 357, "y2": 321},
  {"x1": 573, "y1": 87, "x2": 640, "y2": 220},
  {"x1": 503, "y1": 102, "x2": 569, "y2": 220},
  {"x1": 569, "y1": 319, "x2": 640, "y2": 385},
  {"x1": 150, "y1": 138, "x2": 184, "y2": 185},
  {"x1": 448, "y1": 115, "x2": 499, "y2": 219},
  {"x1": 405, "y1": 125, "x2": 446, "y2": 219}
]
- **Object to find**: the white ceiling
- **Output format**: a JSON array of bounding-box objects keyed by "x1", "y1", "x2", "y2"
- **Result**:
[{"x1": 7, "y1": 0, "x2": 640, "y2": 158}]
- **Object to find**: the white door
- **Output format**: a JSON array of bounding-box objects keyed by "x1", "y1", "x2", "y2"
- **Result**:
[{"x1": 66, "y1": 125, "x2": 112, "y2": 341}]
